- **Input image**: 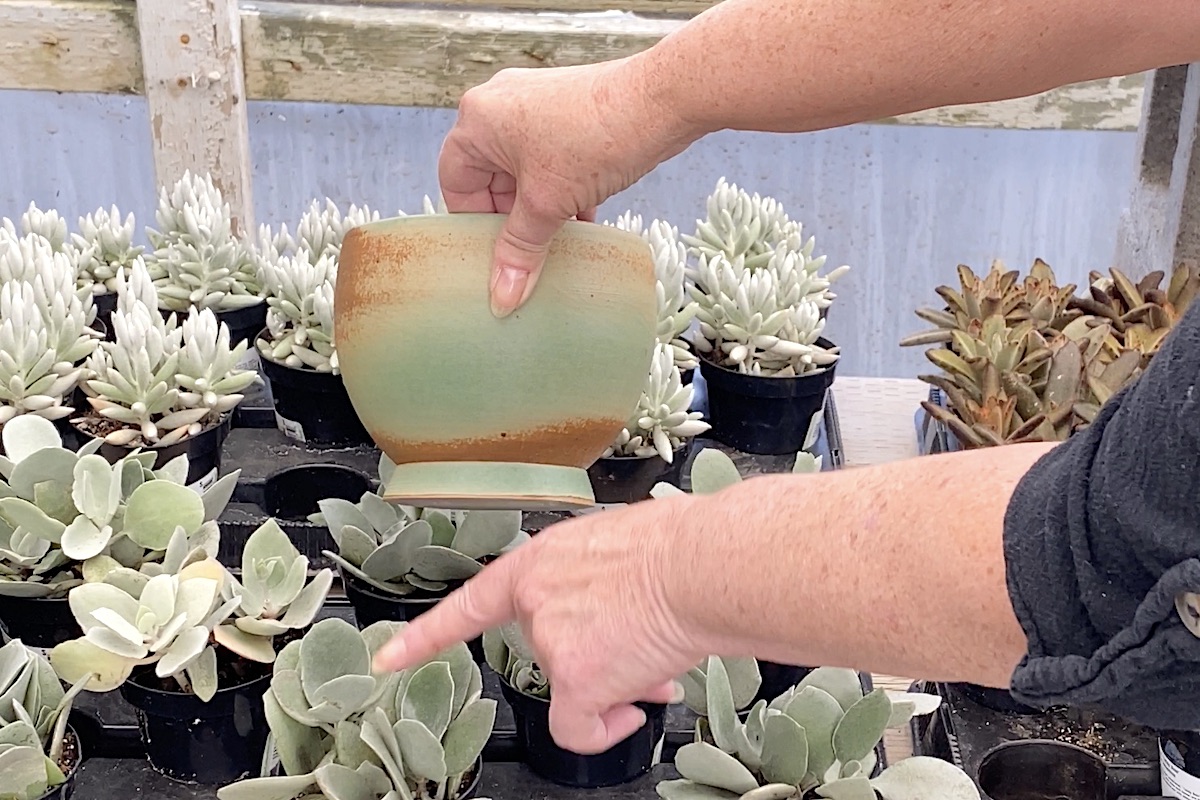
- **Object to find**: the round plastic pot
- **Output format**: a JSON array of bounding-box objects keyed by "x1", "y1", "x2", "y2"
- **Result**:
[
  {"x1": 83, "y1": 412, "x2": 231, "y2": 489},
  {"x1": 257, "y1": 336, "x2": 373, "y2": 448},
  {"x1": 341, "y1": 569, "x2": 484, "y2": 663},
  {"x1": 951, "y1": 682, "x2": 1041, "y2": 715},
  {"x1": 977, "y1": 739, "x2": 1105, "y2": 800},
  {"x1": 750, "y1": 662, "x2": 875, "y2": 707},
  {"x1": 120, "y1": 668, "x2": 271, "y2": 785},
  {"x1": 499, "y1": 679, "x2": 665, "y2": 788},
  {"x1": 1161, "y1": 730, "x2": 1200, "y2": 796},
  {"x1": 263, "y1": 464, "x2": 371, "y2": 521},
  {"x1": 0, "y1": 595, "x2": 79, "y2": 652},
  {"x1": 92, "y1": 292, "x2": 117, "y2": 342},
  {"x1": 587, "y1": 444, "x2": 688, "y2": 504},
  {"x1": 215, "y1": 303, "x2": 268, "y2": 350},
  {"x1": 35, "y1": 726, "x2": 81, "y2": 800},
  {"x1": 698, "y1": 341, "x2": 837, "y2": 455}
]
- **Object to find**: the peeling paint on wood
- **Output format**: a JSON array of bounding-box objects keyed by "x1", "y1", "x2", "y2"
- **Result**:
[
  {"x1": 0, "y1": 0, "x2": 1147, "y2": 132},
  {"x1": 136, "y1": 0, "x2": 255, "y2": 233},
  {"x1": 0, "y1": 0, "x2": 142, "y2": 95}
]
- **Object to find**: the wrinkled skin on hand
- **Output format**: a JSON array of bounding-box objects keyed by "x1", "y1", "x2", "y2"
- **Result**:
[
  {"x1": 438, "y1": 59, "x2": 695, "y2": 318},
  {"x1": 372, "y1": 495, "x2": 708, "y2": 755}
]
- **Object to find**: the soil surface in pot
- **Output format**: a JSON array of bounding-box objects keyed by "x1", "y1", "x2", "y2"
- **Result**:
[
  {"x1": 71, "y1": 410, "x2": 224, "y2": 451},
  {"x1": 130, "y1": 628, "x2": 303, "y2": 694},
  {"x1": 54, "y1": 728, "x2": 80, "y2": 783}
]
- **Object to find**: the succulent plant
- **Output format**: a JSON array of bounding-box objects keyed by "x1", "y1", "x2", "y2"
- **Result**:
[
  {"x1": 608, "y1": 212, "x2": 699, "y2": 372},
  {"x1": 314, "y1": 462, "x2": 528, "y2": 598},
  {"x1": 680, "y1": 656, "x2": 762, "y2": 718},
  {"x1": 255, "y1": 247, "x2": 339, "y2": 373},
  {"x1": 657, "y1": 665, "x2": 977, "y2": 800},
  {"x1": 293, "y1": 199, "x2": 381, "y2": 261},
  {"x1": 50, "y1": 518, "x2": 330, "y2": 702},
  {"x1": 216, "y1": 618, "x2": 495, "y2": 800},
  {"x1": 0, "y1": 227, "x2": 99, "y2": 425},
  {"x1": 652, "y1": 447, "x2": 821, "y2": 501},
  {"x1": 5, "y1": 204, "x2": 69, "y2": 256},
  {"x1": 79, "y1": 259, "x2": 256, "y2": 447},
  {"x1": 69, "y1": 205, "x2": 146, "y2": 297},
  {"x1": 144, "y1": 171, "x2": 265, "y2": 313},
  {"x1": 0, "y1": 639, "x2": 91, "y2": 800},
  {"x1": 1068, "y1": 264, "x2": 1200, "y2": 360},
  {"x1": 0, "y1": 414, "x2": 239, "y2": 598},
  {"x1": 604, "y1": 342, "x2": 710, "y2": 462},
  {"x1": 482, "y1": 623, "x2": 547, "y2": 699}
]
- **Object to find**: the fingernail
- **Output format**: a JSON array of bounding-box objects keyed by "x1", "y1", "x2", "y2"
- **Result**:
[
  {"x1": 491, "y1": 266, "x2": 529, "y2": 319},
  {"x1": 669, "y1": 681, "x2": 685, "y2": 705},
  {"x1": 372, "y1": 639, "x2": 406, "y2": 673}
]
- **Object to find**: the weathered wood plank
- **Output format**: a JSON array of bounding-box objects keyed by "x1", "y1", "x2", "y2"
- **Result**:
[
  {"x1": 0, "y1": 0, "x2": 141, "y2": 95},
  {"x1": 336, "y1": 0, "x2": 719, "y2": 17},
  {"x1": 0, "y1": 0, "x2": 1145, "y2": 132},
  {"x1": 136, "y1": 0, "x2": 255, "y2": 234}
]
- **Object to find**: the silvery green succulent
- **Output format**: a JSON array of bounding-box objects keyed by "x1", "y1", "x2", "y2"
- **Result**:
[
  {"x1": 609, "y1": 212, "x2": 699, "y2": 372},
  {"x1": 256, "y1": 248, "x2": 339, "y2": 373},
  {"x1": 216, "y1": 618, "x2": 495, "y2": 800},
  {"x1": 144, "y1": 171, "x2": 265, "y2": 313},
  {"x1": 70, "y1": 205, "x2": 145, "y2": 297},
  {"x1": 482, "y1": 623, "x2": 547, "y2": 699},
  {"x1": 5, "y1": 204, "x2": 68, "y2": 255},
  {"x1": 81, "y1": 259, "x2": 256, "y2": 447},
  {"x1": 294, "y1": 199, "x2": 381, "y2": 260},
  {"x1": 680, "y1": 656, "x2": 762, "y2": 718},
  {"x1": 652, "y1": 447, "x2": 821, "y2": 501},
  {"x1": 604, "y1": 342, "x2": 709, "y2": 463},
  {"x1": 0, "y1": 639, "x2": 91, "y2": 800},
  {"x1": 212, "y1": 519, "x2": 333, "y2": 663},
  {"x1": 658, "y1": 665, "x2": 977, "y2": 800},
  {"x1": 0, "y1": 413, "x2": 238, "y2": 598}
]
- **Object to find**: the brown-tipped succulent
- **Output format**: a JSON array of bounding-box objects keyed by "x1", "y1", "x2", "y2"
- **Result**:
[
  {"x1": 216, "y1": 617, "x2": 495, "y2": 800},
  {"x1": 657, "y1": 665, "x2": 979, "y2": 800}
]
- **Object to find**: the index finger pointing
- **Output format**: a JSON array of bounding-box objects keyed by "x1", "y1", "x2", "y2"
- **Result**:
[{"x1": 371, "y1": 553, "x2": 519, "y2": 672}]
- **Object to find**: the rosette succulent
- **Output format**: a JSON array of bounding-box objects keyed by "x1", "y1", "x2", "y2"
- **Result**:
[
  {"x1": 50, "y1": 518, "x2": 331, "y2": 702},
  {"x1": 314, "y1": 464, "x2": 528, "y2": 598},
  {"x1": 0, "y1": 639, "x2": 91, "y2": 800},
  {"x1": 144, "y1": 171, "x2": 264, "y2": 313},
  {"x1": 70, "y1": 205, "x2": 145, "y2": 297},
  {"x1": 680, "y1": 656, "x2": 762, "y2": 718},
  {"x1": 0, "y1": 414, "x2": 239, "y2": 598},
  {"x1": 482, "y1": 623, "x2": 547, "y2": 699},
  {"x1": 216, "y1": 618, "x2": 495, "y2": 800},
  {"x1": 657, "y1": 665, "x2": 977, "y2": 800},
  {"x1": 604, "y1": 342, "x2": 709, "y2": 463}
]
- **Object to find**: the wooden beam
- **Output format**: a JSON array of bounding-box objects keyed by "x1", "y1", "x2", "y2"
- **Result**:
[
  {"x1": 341, "y1": 0, "x2": 719, "y2": 17},
  {"x1": 0, "y1": 0, "x2": 1147, "y2": 132},
  {"x1": 135, "y1": 0, "x2": 255, "y2": 235}
]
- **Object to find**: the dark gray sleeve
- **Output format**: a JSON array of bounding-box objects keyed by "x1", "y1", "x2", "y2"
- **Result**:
[{"x1": 1004, "y1": 298, "x2": 1200, "y2": 730}]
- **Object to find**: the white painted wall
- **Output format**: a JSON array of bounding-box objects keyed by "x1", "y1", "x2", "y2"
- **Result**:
[{"x1": 0, "y1": 89, "x2": 1139, "y2": 377}]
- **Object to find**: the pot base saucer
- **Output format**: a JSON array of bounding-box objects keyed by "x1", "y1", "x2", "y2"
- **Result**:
[{"x1": 382, "y1": 461, "x2": 595, "y2": 510}]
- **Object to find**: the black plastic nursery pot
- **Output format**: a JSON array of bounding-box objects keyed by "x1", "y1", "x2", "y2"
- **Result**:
[
  {"x1": 35, "y1": 726, "x2": 82, "y2": 800},
  {"x1": 263, "y1": 463, "x2": 371, "y2": 521},
  {"x1": 586, "y1": 443, "x2": 689, "y2": 504},
  {"x1": 499, "y1": 679, "x2": 665, "y2": 788},
  {"x1": 92, "y1": 291, "x2": 117, "y2": 342},
  {"x1": 120, "y1": 667, "x2": 271, "y2": 785},
  {"x1": 698, "y1": 339, "x2": 838, "y2": 455},
  {"x1": 81, "y1": 412, "x2": 232, "y2": 490},
  {"x1": 977, "y1": 739, "x2": 1107, "y2": 800},
  {"x1": 215, "y1": 303, "x2": 268, "y2": 351},
  {"x1": 257, "y1": 336, "x2": 373, "y2": 448},
  {"x1": 341, "y1": 569, "x2": 485, "y2": 663},
  {"x1": 0, "y1": 595, "x2": 80, "y2": 652},
  {"x1": 749, "y1": 662, "x2": 875, "y2": 708},
  {"x1": 1161, "y1": 730, "x2": 1200, "y2": 796}
]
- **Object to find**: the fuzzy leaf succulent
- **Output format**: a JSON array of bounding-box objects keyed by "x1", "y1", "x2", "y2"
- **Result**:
[
  {"x1": 216, "y1": 618, "x2": 495, "y2": 800},
  {"x1": 80, "y1": 259, "x2": 256, "y2": 447},
  {"x1": 605, "y1": 342, "x2": 710, "y2": 462},
  {"x1": 657, "y1": 665, "x2": 977, "y2": 800},
  {"x1": 144, "y1": 171, "x2": 264, "y2": 312},
  {"x1": 680, "y1": 656, "x2": 762, "y2": 718},
  {"x1": 50, "y1": 518, "x2": 331, "y2": 702},
  {"x1": 482, "y1": 623, "x2": 547, "y2": 699},
  {"x1": 652, "y1": 447, "x2": 821, "y2": 501},
  {"x1": 0, "y1": 227, "x2": 99, "y2": 425},
  {"x1": 0, "y1": 640, "x2": 91, "y2": 800},
  {"x1": 0, "y1": 414, "x2": 239, "y2": 598}
]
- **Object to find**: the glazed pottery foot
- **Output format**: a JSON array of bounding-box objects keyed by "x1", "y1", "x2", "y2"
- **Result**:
[{"x1": 382, "y1": 461, "x2": 596, "y2": 510}]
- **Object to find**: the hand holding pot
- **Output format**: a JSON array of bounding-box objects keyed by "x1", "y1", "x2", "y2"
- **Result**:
[
  {"x1": 438, "y1": 58, "x2": 698, "y2": 318},
  {"x1": 371, "y1": 495, "x2": 707, "y2": 755}
]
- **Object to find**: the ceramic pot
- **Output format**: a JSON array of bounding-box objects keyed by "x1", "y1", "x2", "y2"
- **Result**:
[{"x1": 336, "y1": 214, "x2": 657, "y2": 511}]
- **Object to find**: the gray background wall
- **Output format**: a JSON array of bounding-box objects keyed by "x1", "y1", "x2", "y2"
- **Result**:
[{"x1": 0, "y1": 89, "x2": 1138, "y2": 377}]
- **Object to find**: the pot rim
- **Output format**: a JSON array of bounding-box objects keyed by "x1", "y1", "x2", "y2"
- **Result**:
[
  {"x1": 339, "y1": 563, "x2": 450, "y2": 605},
  {"x1": 69, "y1": 406, "x2": 232, "y2": 451},
  {"x1": 498, "y1": 673, "x2": 665, "y2": 712},
  {"x1": 34, "y1": 724, "x2": 82, "y2": 800},
  {"x1": 350, "y1": 213, "x2": 651, "y2": 252},
  {"x1": 698, "y1": 337, "x2": 839, "y2": 382}
]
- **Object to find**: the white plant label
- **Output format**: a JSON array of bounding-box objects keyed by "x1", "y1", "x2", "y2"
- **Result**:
[
  {"x1": 275, "y1": 411, "x2": 307, "y2": 443},
  {"x1": 1162, "y1": 740, "x2": 1200, "y2": 798},
  {"x1": 188, "y1": 468, "x2": 218, "y2": 494},
  {"x1": 235, "y1": 349, "x2": 260, "y2": 372}
]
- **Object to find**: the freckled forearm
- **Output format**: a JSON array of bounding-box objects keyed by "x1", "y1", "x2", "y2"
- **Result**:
[{"x1": 666, "y1": 443, "x2": 1058, "y2": 684}]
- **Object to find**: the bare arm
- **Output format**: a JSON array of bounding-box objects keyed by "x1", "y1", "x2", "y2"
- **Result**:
[{"x1": 632, "y1": 0, "x2": 1200, "y2": 139}]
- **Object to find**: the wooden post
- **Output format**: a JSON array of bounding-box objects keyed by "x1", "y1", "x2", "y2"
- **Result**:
[
  {"x1": 1113, "y1": 65, "x2": 1200, "y2": 279},
  {"x1": 135, "y1": 0, "x2": 254, "y2": 235}
]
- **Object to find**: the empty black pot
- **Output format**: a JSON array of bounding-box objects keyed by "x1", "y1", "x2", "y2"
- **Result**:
[
  {"x1": 699, "y1": 339, "x2": 837, "y2": 455},
  {"x1": 341, "y1": 569, "x2": 484, "y2": 663},
  {"x1": 120, "y1": 668, "x2": 271, "y2": 785},
  {"x1": 0, "y1": 596, "x2": 79, "y2": 652},
  {"x1": 263, "y1": 464, "x2": 371, "y2": 521},
  {"x1": 499, "y1": 679, "x2": 665, "y2": 788},
  {"x1": 257, "y1": 334, "x2": 373, "y2": 447},
  {"x1": 978, "y1": 739, "x2": 1106, "y2": 800},
  {"x1": 587, "y1": 444, "x2": 689, "y2": 504}
]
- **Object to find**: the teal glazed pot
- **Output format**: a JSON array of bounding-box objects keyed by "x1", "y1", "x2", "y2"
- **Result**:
[{"x1": 335, "y1": 214, "x2": 658, "y2": 510}]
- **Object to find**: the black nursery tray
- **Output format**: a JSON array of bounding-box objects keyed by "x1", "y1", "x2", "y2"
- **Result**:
[{"x1": 910, "y1": 681, "x2": 1163, "y2": 798}]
